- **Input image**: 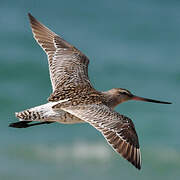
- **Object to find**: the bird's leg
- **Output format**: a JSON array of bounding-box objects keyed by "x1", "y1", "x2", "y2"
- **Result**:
[{"x1": 9, "y1": 121, "x2": 54, "y2": 128}]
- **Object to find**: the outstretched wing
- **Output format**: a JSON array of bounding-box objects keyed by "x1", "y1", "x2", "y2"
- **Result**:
[
  {"x1": 54, "y1": 103, "x2": 141, "y2": 169},
  {"x1": 28, "y1": 13, "x2": 92, "y2": 92}
]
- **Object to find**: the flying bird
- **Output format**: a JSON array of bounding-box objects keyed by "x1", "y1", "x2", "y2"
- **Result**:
[{"x1": 9, "y1": 13, "x2": 171, "y2": 170}]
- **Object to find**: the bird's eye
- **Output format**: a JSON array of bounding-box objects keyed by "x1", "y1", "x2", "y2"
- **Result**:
[
  {"x1": 121, "y1": 92, "x2": 128, "y2": 95},
  {"x1": 122, "y1": 92, "x2": 127, "y2": 95}
]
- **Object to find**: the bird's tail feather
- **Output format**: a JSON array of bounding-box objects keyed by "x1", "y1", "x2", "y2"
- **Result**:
[
  {"x1": 9, "y1": 109, "x2": 52, "y2": 128},
  {"x1": 15, "y1": 109, "x2": 42, "y2": 121},
  {"x1": 9, "y1": 102, "x2": 59, "y2": 128}
]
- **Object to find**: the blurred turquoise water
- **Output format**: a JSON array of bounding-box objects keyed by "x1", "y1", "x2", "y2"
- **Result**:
[{"x1": 0, "y1": 0, "x2": 180, "y2": 179}]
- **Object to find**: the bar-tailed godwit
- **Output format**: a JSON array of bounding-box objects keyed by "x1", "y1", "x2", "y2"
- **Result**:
[{"x1": 9, "y1": 13, "x2": 171, "y2": 170}]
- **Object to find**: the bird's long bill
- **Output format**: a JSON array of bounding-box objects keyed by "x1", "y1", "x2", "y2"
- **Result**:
[{"x1": 132, "y1": 95, "x2": 172, "y2": 104}]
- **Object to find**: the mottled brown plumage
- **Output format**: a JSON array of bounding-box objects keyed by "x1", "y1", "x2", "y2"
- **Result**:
[
  {"x1": 9, "y1": 13, "x2": 172, "y2": 171},
  {"x1": 29, "y1": 13, "x2": 91, "y2": 91}
]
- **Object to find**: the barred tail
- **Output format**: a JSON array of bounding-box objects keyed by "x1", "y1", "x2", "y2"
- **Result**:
[{"x1": 15, "y1": 109, "x2": 43, "y2": 121}]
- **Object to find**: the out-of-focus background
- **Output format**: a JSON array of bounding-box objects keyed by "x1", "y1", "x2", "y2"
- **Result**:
[{"x1": 0, "y1": 0, "x2": 179, "y2": 179}]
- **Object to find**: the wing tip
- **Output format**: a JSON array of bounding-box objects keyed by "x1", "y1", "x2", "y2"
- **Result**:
[
  {"x1": 28, "y1": 13, "x2": 37, "y2": 26},
  {"x1": 136, "y1": 163, "x2": 141, "y2": 170},
  {"x1": 28, "y1": 12, "x2": 34, "y2": 22},
  {"x1": 134, "y1": 148, "x2": 141, "y2": 170},
  {"x1": 136, "y1": 165, "x2": 141, "y2": 170},
  {"x1": 102, "y1": 126, "x2": 141, "y2": 170},
  {"x1": 125, "y1": 144, "x2": 141, "y2": 170},
  {"x1": 28, "y1": 12, "x2": 31, "y2": 17}
]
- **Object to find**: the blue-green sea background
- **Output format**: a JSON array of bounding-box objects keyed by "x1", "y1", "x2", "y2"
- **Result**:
[{"x1": 0, "y1": 0, "x2": 180, "y2": 179}]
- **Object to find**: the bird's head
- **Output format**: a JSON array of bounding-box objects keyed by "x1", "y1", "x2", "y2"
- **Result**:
[
  {"x1": 110, "y1": 88, "x2": 133, "y2": 103},
  {"x1": 106, "y1": 88, "x2": 171, "y2": 108}
]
